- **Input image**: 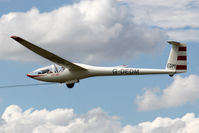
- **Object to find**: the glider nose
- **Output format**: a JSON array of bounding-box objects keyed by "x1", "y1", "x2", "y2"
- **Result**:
[
  {"x1": 27, "y1": 74, "x2": 38, "y2": 78},
  {"x1": 27, "y1": 74, "x2": 33, "y2": 78},
  {"x1": 27, "y1": 74, "x2": 42, "y2": 78}
]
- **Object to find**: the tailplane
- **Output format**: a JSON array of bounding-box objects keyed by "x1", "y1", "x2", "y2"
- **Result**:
[{"x1": 166, "y1": 41, "x2": 187, "y2": 76}]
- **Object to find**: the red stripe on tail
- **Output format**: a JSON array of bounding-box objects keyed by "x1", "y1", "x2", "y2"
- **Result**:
[
  {"x1": 176, "y1": 65, "x2": 187, "y2": 70},
  {"x1": 177, "y1": 56, "x2": 187, "y2": 60},
  {"x1": 178, "y1": 47, "x2": 187, "y2": 51}
]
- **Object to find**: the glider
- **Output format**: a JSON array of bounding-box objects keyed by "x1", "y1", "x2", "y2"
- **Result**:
[{"x1": 11, "y1": 36, "x2": 187, "y2": 88}]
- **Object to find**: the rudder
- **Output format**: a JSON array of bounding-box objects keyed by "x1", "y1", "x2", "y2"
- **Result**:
[{"x1": 166, "y1": 41, "x2": 187, "y2": 74}]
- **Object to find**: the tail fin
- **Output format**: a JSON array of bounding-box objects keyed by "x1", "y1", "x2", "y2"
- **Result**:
[{"x1": 166, "y1": 41, "x2": 187, "y2": 75}]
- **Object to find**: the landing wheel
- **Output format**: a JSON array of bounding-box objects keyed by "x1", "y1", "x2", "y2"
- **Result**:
[{"x1": 66, "y1": 83, "x2": 75, "y2": 88}]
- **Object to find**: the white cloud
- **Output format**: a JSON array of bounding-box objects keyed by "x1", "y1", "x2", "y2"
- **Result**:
[
  {"x1": 135, "y1": 75, "x2": 199, "y2": 111},
  {"x1": 1, "y1": 105, "x2": 199, "y2": 133},
  {"x1": 0, "y1": 0, "x2": 198, "y2": 64},
  {"x1": 0, "y1": 0, "x2": 167, "y2": 64},
  {"x1": 0, "y1": 105, "x2": 121, "y2": 133},
  {"x1": 123, "y1": 0, "x2": 199, "y2": 42},
  {"x1": 167, "y1": 30, "x2": 199, "y2": 42},
  {"x1": 121, "y1": 113, "x2": 199, "y2": 133},
  {"x1": 127, "y1": 0, "x2": 199, "y2": 28}
]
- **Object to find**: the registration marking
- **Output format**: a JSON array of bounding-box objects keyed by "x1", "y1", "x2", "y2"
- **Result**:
[{"x1": 112, "y1": 69, "x2": 139, "y2": 75}]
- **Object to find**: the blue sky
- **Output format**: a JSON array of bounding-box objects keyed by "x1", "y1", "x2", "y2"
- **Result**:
[
  {"x1": 0, "y1": 0, "x2": 199, "y2": 132},
  {"x1": 0, "y1": 0, "x2": 75, "y2": 15}
]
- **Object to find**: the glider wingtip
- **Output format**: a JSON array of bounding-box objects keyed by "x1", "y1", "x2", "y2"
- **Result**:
[
  {"x1": 10, "y1": 36, "x2": 19, "y2": 39},
  {"x1": 10, "y1": 36, "x2": 17, "y2": 39}
]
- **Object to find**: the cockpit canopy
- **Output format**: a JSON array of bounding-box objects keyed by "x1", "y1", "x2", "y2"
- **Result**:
[{"x1": 29, "y1": 64, "x2": 65, "y2": 75}]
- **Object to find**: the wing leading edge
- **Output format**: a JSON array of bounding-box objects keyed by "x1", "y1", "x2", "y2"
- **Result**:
[{"x1": 11, "y1": 36, "x2": 87, "y2": 71}]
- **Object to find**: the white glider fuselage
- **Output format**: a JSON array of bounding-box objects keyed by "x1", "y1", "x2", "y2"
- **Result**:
[{"x1": 27, "y1": 63, "x2": 178, "y2": 83}]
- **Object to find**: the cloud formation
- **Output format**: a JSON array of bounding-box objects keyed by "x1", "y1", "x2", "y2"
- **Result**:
[
  {"x1": 135, "y1": 75, "x2": 199, "y2": 111},
  {"x1": 1, "y1": 105, "x2": 199, "y2": 133},
  {"x1": 124, "y1": 0, "x2": 199, "y2": 42},
  {"x1": 0, "y1": 0, "x2": 167, "y2": 64},
  {"x1": 0, "y1": 0, "x2": 198, "y2": 64},
  {"x1": 121, "y1": 113, "x2": 199, "y2": 133},
  {"x1": 0, "y1": 105, "x2": 121, "y2": 133}
]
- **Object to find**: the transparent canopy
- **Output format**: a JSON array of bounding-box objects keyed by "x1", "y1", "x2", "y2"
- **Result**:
[{"x1": 30, "y1": 64, "x2": 65, "y2": 75}]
